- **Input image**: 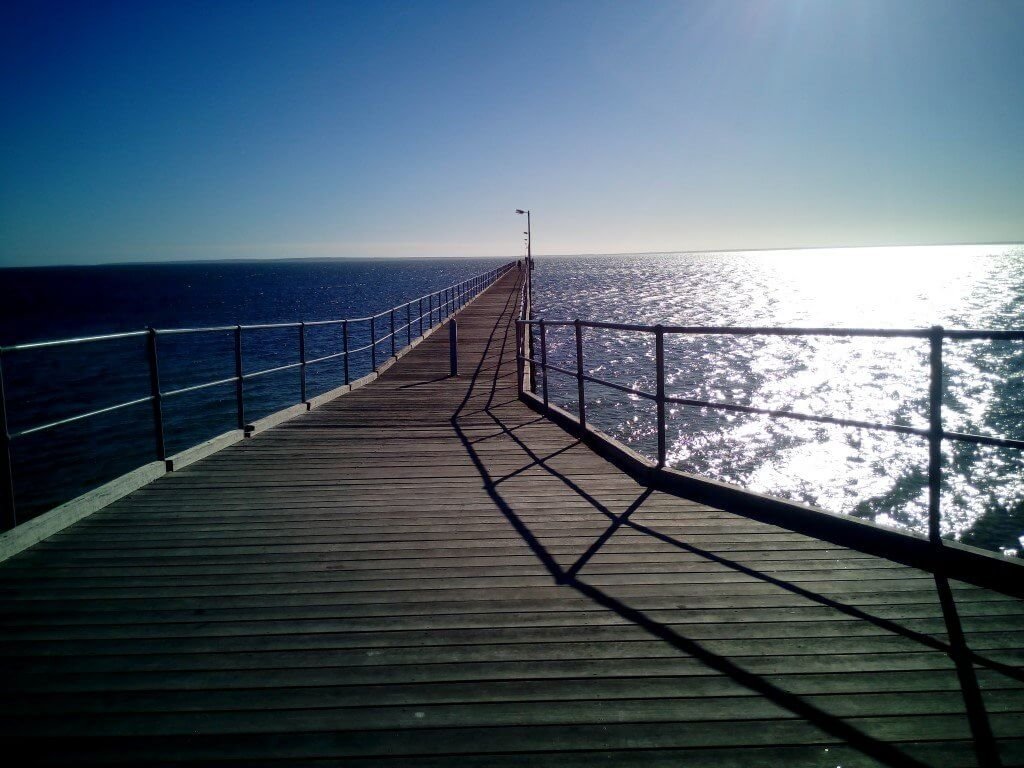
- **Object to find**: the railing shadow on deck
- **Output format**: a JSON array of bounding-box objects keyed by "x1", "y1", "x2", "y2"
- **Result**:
[{"x1": 448, "y1": 274, "x2": 1009, "y2": 768}]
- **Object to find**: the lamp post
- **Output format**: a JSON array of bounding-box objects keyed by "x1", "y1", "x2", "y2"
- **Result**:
[{"x1": 515, "y1": 209, "x2": 535, "y2": 392}]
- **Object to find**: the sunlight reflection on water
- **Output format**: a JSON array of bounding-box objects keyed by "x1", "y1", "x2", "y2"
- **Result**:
[{"x1": 534, "y1": 245, "x2": 1024, "y2": 554}]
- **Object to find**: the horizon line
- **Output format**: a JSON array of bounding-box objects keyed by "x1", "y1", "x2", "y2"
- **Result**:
[{"x1": 2, "y1": 239, "x2": 1021, "y2": 269}]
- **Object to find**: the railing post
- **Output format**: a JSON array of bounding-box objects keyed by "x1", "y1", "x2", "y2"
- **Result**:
[
  {"x1": 419, "y1": 298, "x2": 424, "y2": 336},
  {"x1": 0, "y1": 351, "x2": 18, "y2": 530},
  {"x1": 449, "y1": 319, "x2": 458, "y2": 376},
  {"x1": 146, "y1": 328, "x2": 166, "y2": 463},
  {"x1": 406, "y1": 303, "x2": 412, "y2": 345},
  {"x1": 539, "y1": 319, "x2": 549, "y2": 409},
  {"x1": 526, "y1": 268, "x2": 536, "y2": 394},
  {"x1": 575, "y1": 319, "x2": 586, "y2": 431},
  {"x1": 342, "y1": 320, "x2": 350, "y2": 385},
  {"x1": 390, "y1": 309, "x2": 396, "y2": 357},
  {"x1": 516, "y1": 321, "x2": 525, "y2": 397},
  {"x1": 928, "y1": 325, "x2": 944, "y2": 546},
  {"x1": 655, "y1": 325, "x2": 666, "y2": 467},
  {"x1": 370, "y1": 317, "x2": 377, "y2": 372},
  {"x1": 234, "y1": 325, "x2": 245, "y2": 430},
  {"x1": 298, "y1": 322, "x2": 307, "y2": 404}
]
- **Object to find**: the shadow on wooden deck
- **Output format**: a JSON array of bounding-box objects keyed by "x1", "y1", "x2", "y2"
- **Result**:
[
  {"x1": 1, "y1": 270, "x2": 1021, "y2": 766},
  {"x1": 450, "y1": 275, "x2": 1015, "y2": 768}
]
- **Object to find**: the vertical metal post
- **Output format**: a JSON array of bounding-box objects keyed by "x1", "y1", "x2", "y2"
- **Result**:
[
  {"x1": 342, "y1": 320, "x2": 350, "y2": 385},
  {"x1": 655, "y1": 325, "x2": 666, "y2": 467},
  {"x1": 390, "y1": 309, "x2": 396, "y2": 357},
  {"x1": 529, "y1": 325, "x2": 537, "y2": 394},
  {"x1": 234, "y1": 325, "x2": 245, "y2": 430},
  {"x1": 526, "y1": 211, "x2": 535, "y2": 393},
  {"x1": 928, "y1": 325, "x2": 944, "y2": 546},
  {"x1": 539, "y1": 319, "x2": 549, "y2": 409},
  {"x1": 370, "y1": 317, "x2": 377, "y2": 372},
  {"x1": 419, "y1": 298, "x2": 424, "y2": 336},
  {"x1": 449, "y1": 319, "x2": 458, "y2": 376},
  {"x1": 516, "y1": 321, "x2": 525, "y2": 397},
  {"x1": 575, "y1": 319, "x2": 586, "y2": 431},
  {"x1": 0, "y1": 351, "x2": 18, "y2": 530},
  {"x1": 146, "y1": 328, "x2": 166, "y2": 462},
  {"x1": 298, "y1": 322, "x2": 307, "y2": 404},
  {"x1": 406, "y1": 303, "x2": 412, "y2": 345}
]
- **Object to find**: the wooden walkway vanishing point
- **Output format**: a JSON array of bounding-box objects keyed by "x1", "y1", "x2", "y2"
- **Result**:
[{"x1": 2, "y1": 270, "x2": 1024, "y2": 767}]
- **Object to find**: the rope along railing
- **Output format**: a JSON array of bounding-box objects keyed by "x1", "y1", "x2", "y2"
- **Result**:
[
  {"x1": 516, "y1": 313, "x2": 1024, "y2": 546},
  {"x1": 0, "y1": 262, "x2": 516, "y2": 531}
]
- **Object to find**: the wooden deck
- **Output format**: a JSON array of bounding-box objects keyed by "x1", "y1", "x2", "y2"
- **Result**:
[{"x1": 1, "y1": 270, "x2": 1023, "y2": 767}]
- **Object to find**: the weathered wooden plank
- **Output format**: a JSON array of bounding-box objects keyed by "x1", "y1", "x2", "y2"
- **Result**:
[{"x1": 1, "y1": 270, "x2": 1021, "y2": 766}]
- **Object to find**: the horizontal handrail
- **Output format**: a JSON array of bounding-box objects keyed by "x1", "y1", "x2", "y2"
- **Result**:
[
  {"x1": 516, "y1": 318, "x2": 1024, "y2": 341},
  {"x1": 2, "y1": 329, "x2": 150, "y2": 352},
  {"x1": 9, "y1": 395, "x2": 155, "y2": 439},
  {"x1": 945, "y1": 330, "x2": 1024, "y2": 341},
  {"x1": 303, "y1": 350, "x2": 348, "y2": 367},
  {"x1": 157, "y1": 325, "x2": 238, "y2": 335},
  {"x1": 0, "y1": 261, "x2": 517, "y2": 531},
  {"x1": 516, "y1": 312, "x2": 1023, "y2": 547},
  {"x1": 243, "y1": 360, "x2": 304, "y2": 380},
  {"x1": 944, "y1": 430, "x2": 1024, "y2": 451},
  {"x1": 662, "y1": 394, "x2": 930, "y2": 438},
  {"x1": 1, "y1": 267, "x2": 511, "y2": 351},
  {"x1": 241, "y1": 321, "x2": 303, "y2": 331},
  {"x1": 162, "y1": 375, "x2": 239, "y2": 399},
  {"x1": 584, "y1": 372, "x2": 658, "y2": 401},
  {"x1": 528, "y1": 351, "x2": 937, "y2": 438},
  {"x1": 347, "y1": 341, "x2": 376, "y2": 356}
]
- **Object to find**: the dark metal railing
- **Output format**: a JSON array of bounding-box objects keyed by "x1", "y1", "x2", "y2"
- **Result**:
[
  {"x1": 516, "y1": 313, "x2": 1024, "y2": 545},
  {"x1": 0, "y1": 262, "x2": 515, "y2": 531}
]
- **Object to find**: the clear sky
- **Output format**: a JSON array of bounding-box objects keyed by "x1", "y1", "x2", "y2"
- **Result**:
[{"x1": 2, "y1": 0, "x2": 1022, "y2": 266}]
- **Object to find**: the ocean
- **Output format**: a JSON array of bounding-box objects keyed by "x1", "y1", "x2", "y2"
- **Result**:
[
  {"x1": 0, "y1": 258, "x2": 509, "y2": 521},
  {"x1": 533, "y1": 244, "x2": 1024, "y2": 555},
  {"x1": 2, "y1": 246, "x2": 1021, "y2": 555}
]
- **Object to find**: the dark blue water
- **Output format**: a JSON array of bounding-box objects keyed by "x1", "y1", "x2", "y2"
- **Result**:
[{"x1": 0, "y1": 258, "x2": 508, "y2": 521}]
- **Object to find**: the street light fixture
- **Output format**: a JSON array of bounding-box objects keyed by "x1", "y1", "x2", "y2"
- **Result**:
[{"x1": 515, "y1": 208, "x2": 535, "y2": 391}]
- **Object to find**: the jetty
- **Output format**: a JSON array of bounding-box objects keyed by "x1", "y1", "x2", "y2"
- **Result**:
[{"x1": 1, "y1": 268, "x2": 1023, "y2": 766}]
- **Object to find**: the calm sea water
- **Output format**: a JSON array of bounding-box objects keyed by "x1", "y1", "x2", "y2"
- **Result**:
[
  {"x1": 0, "y1": 258, "x2": 508, "y2": 521},
  {"x1": 3, "y1": 248, "x2": 1021, "y2": 555},
  {"x1": 533, "y1": 245, "x2": 1024, "y2": 555}
]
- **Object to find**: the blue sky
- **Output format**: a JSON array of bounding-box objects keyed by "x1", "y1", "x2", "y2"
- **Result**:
[{"x1": 1, "y1": 0, "x2": 1022, "y2": 266}]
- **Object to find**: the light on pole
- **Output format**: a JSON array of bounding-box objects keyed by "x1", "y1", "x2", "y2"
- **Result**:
[{"x1": 515, "y1": 209, "x2": 535, "y2": 391}]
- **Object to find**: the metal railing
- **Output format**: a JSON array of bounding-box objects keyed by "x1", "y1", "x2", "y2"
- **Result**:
[
  {"x1": 516, "y1": 314, "x2": 1024, "y2": 545},
  {"x1": 0, "y1": 262, "x2": 516, "y2": 531}
]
